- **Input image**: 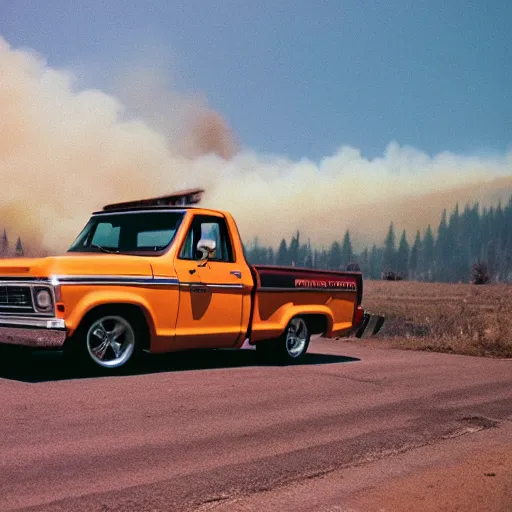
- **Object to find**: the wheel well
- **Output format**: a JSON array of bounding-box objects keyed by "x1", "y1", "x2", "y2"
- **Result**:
[
  {"x1": 302, "y1": 314, "x2": 329, "y2": 336},
  {"x1": 77, "y1": 303, "x2": 151, "y2": 351}
]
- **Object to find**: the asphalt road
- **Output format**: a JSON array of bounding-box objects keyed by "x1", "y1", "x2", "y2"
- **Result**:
[{"x1": 0, "y1": 339, "x2": 510, "y2": 511}]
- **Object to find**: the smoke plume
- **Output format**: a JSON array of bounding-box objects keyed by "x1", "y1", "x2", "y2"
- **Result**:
[{"x1": 0, "y1": 37, "x2": 511, "y2": 255}]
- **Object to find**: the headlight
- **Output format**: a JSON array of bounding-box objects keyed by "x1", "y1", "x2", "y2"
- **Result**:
[{"x1": 35, "y1": 289, "x2": 52, "y2": 310}]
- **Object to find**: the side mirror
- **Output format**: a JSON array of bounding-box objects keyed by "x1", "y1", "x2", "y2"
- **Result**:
[{"x1": 196, "y1": 239, "x2": 216, "y2": 266}]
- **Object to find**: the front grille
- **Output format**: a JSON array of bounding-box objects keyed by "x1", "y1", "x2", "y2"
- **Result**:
[{"x1": 0, "y1": 286, "x2": 34, "y2": 313}]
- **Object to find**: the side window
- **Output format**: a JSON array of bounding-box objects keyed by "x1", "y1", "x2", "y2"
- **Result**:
[
  {"x1": 179, "y1": 227, "x2": 195, "y2": 259},
  {"x1": 179, "y1": 216, "x2": 234, "y2": 262}
]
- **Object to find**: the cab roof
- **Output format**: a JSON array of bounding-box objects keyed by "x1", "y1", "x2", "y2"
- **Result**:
[
  {"x1": 91, "y1": 205, "x2": 227, "y2": 217},
  {"x1": 93, "y1": 205, "x2": 194, "y2": 215}
]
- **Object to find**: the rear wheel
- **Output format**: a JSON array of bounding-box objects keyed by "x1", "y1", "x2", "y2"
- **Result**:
[{"x1": 256, "y1": 316, "x2": 310, "y2": 364}]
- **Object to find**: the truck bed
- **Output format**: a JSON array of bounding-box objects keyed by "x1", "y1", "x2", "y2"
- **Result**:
[{"x1": 248, "y1": 265, "x2": 363, "y2": 343}]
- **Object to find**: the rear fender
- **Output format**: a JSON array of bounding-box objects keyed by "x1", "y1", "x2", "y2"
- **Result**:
[{"x1": 278, "y1": 305, "x2": 334, "y2": 339}]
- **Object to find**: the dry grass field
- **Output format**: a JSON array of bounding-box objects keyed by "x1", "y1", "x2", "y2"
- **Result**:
[{"x1": 361, "y1": 280, "x2": 512, "y2": 358}]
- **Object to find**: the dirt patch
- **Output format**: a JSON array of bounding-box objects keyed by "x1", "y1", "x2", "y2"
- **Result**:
[
  {"x1": 362, "y1": 281, "x2": 512, "y2": 358},
  {"x1": 344, "y1": 445, "x2": 512, "y2": 512}
]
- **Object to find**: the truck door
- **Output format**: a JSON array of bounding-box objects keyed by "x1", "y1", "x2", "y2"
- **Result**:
[{"x1": 172, "y1": 214, "x2": 246, "y2": 349}]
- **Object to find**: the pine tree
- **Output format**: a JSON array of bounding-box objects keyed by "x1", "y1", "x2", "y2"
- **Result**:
[
  {"x1": 502, "y1": 195, "x2": 512, "y2": 281},
  {"x1": 469, "y1": 203, "x2": 480, "y2": 264},
  {"x1": 328, "y1": 241, "x2": 342, "y2": 270},
  {"x1": 289, "y1": 231, "x2": 300, "y2": 266},
  {"x1": 396, "y1": 230, "x2": 409, "y2": 278},
  {"x1": 369, "y1": 244, "x2": 380, "y2": 279},
  {"x1": 422, "y1": 225, "x2": 435, "y2": 280},
  {"x1": 15, "y1": 237, "x2": 24, "y2": 257},
  {"x1": 435, "y1": 209, "x2": 450, "y2": 280},
  {"x1": 409, "y1": 230, "x2": 421, "y2": 280},
  {"x1": 1, "y1": 229, "x2": 8, "y2": 257},
  {"x1": 317, "y1": 248, "x2": 329, "y2": 270},
  {"x1": 448, "y1": 203, "x2": 470, "y2": 282},
  {"x1": 341, "y1": 230, "x2": 354, "y2": 269},
  {"x1": 360, "y1": 247, "x2": 369, "y2": 276},
  {"x1": 487, "y1": 239, "x2": 498, "y2": 281},
  {"x1": 383, "y1": 223, "x2": 396, "y2": 271},
  {"x1": 277, "y1": 239, "x2": 288, "y2": 266},
  {"x1": 267, "y1": 247, "x2": 275, "y2": 265},
  {"x1": 313, "y1": 249, "x2": 319, "y2": 269},
  {"x1": 297, "y1": 245, "x2": 307, "y2": 267},
  {"x1": 304, "y1": 240, "x2": 313, "y2": 268}
]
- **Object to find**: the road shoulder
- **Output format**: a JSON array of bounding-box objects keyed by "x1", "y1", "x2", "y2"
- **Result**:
[{"x1": 195, "y1": 418, "x2": 512, "y2": 512}]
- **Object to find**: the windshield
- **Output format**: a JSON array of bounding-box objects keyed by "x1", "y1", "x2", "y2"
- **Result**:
[{"x1": 68, "y1": 211, "x2": 185, "y2": 255}]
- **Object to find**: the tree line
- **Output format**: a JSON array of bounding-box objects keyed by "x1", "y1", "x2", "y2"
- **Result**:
[
  {"x1": 3, "y1": 196, "x2": 512, "y2": 283},
  {"x1": 244, "y1": 196, "x2": 512, "y2": 283}
]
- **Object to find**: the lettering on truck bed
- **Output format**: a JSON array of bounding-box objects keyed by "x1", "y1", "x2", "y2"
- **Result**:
[{"x1": 295, "y1": 279, "x2": 357, "y2": 291}]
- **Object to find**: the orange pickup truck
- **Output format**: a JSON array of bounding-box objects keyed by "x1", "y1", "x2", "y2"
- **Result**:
[{"x1": 0, "y1": 190, "x2": 383, "y2": 372}]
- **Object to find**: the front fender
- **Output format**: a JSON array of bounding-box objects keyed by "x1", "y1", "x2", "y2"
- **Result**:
[{"x1": 64, "y1": 289, "x2": 157, "y2": 337}]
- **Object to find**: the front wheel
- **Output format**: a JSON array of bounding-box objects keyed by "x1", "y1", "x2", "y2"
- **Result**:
[
  {"x1": 256, "y1": 316, "x2": 310, "y2": 364},
  {"x1": 67, "y1": 310, "x2": 143, "y2": 372}
]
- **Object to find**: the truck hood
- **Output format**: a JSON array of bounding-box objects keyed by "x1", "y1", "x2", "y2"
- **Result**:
[{"x1": 0, "y1": 254, "x2": 154, "y2": 279}]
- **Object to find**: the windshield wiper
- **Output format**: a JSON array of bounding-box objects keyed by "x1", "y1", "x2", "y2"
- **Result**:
[{"x1": 90, "y1": 244, "x2": 120, "y2": 254}]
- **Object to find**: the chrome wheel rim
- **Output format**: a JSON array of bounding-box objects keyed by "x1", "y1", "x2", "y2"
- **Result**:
[
  {"x1": 86, "y1": 316, "x2": 135, "y2": 368},
  {"x1": 286, "y1": 317, "x2": 308, "y2": 358}
]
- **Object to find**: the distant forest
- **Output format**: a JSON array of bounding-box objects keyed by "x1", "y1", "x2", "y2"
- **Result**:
[{"x1": 244, "y1": 197, "x2": 512, "y2": 283}]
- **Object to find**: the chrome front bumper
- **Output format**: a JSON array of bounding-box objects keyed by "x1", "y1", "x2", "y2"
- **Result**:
[{"x1": 0, "y1": 317, "x2": 66, "y2": 348}]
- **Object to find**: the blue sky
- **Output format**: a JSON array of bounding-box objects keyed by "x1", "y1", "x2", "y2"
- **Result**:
[{"x1": 1, "y1": 0, "x2": 510, "y2": 160}]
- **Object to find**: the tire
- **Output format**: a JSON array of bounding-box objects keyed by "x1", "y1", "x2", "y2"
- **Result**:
[
  {"x1": 0, "y1": 344, "x2": 12, "y2": 370},
  {"x1": 256, "y1": 316, "x2": 310, "y2": 365},
  {"x1": 66, "y1": 308, "x2": 144, "y2": 373}
]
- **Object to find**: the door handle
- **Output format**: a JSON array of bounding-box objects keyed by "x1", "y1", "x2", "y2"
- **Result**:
[{"x1": 230, "y1": 270, "x2": 242, "y2": 279}]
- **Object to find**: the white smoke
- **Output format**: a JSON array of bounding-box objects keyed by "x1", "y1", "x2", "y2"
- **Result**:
[{"x1": 0, "y1": 36, "x2": 511, "y2": 254}]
